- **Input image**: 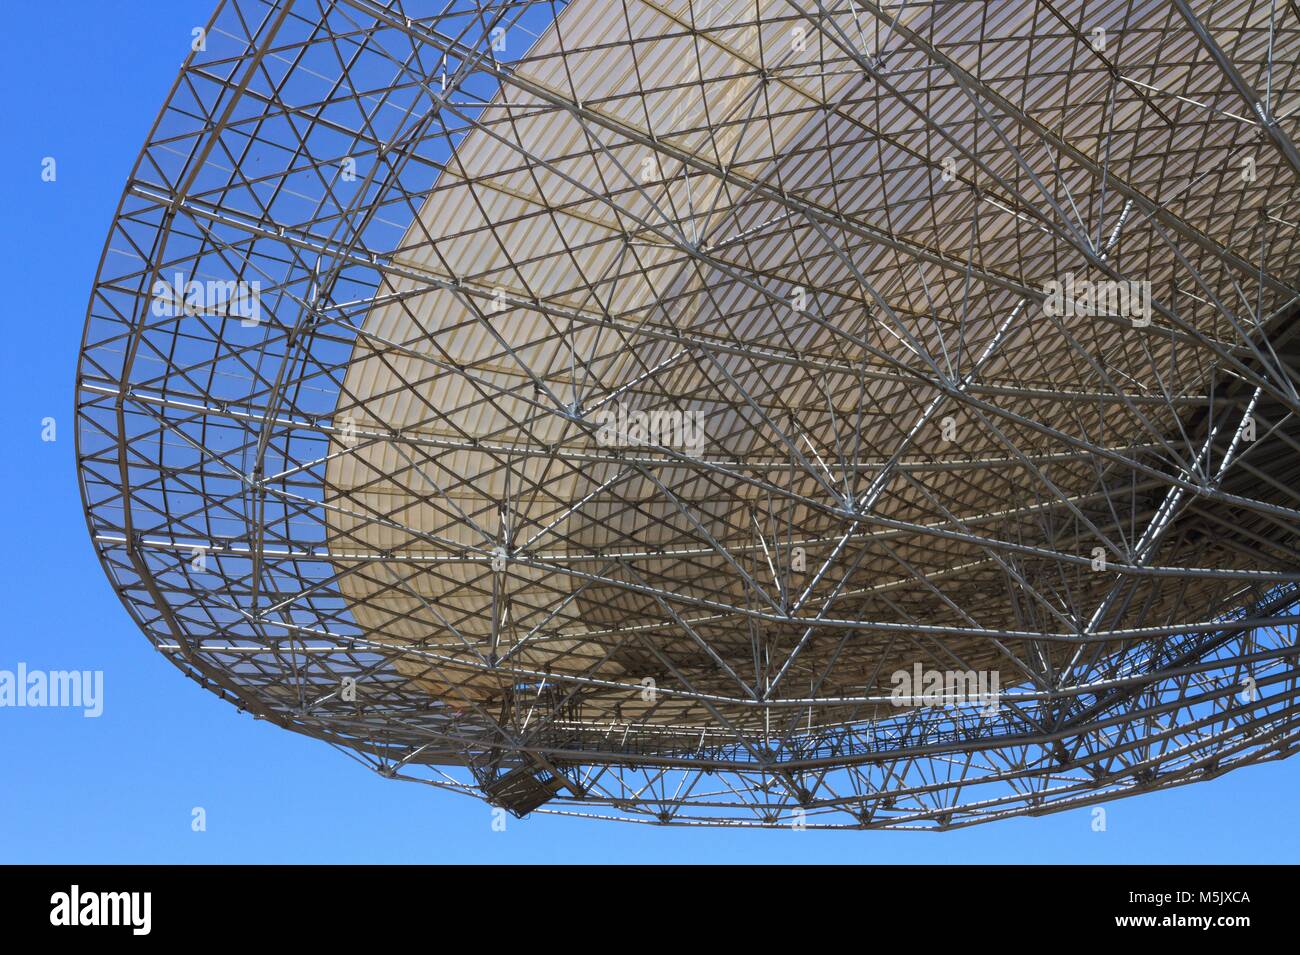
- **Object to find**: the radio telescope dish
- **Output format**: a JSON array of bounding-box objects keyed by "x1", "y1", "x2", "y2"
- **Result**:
[{"x1": 78, "y1": 0, "x2": 1300, "y2": 828}]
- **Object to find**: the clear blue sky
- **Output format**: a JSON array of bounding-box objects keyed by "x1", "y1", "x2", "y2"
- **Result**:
[{"x1": 0, "y1": 0, "x2": 1296, "y2": 864}]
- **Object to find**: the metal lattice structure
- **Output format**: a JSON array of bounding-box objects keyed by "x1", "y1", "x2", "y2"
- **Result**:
[{"x1": 77, "y1": 0, "x2": 1300, "y2": 828}]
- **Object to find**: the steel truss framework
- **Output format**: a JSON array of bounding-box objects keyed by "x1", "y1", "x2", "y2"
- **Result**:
[{"x1": 78, "y1": 0, "x2": 1300, "y2": 828}]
